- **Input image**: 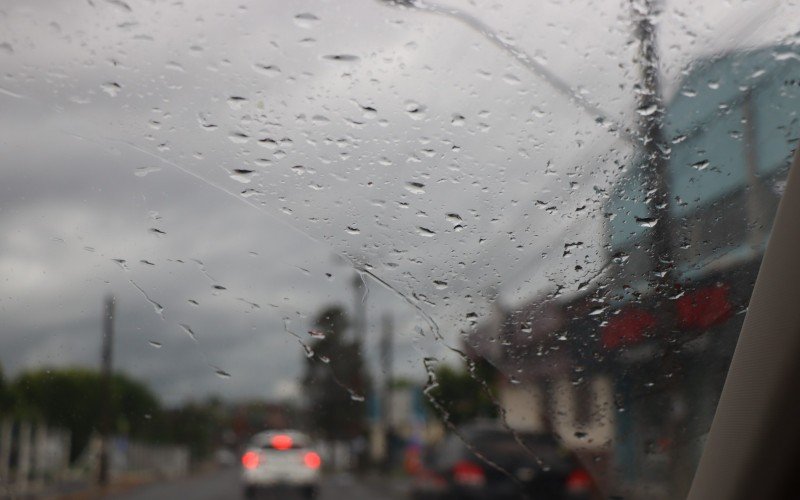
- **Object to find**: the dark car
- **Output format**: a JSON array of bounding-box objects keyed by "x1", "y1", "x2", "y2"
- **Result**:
[{"x1": 410, "y1": 423, "x2": 596, "y2": 500}]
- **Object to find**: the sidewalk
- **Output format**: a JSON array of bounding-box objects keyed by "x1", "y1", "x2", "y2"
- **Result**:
[
  {"x1": 37, "y1": 466, "x2": 218, "y2": 500},
  {"x1": 35, "y1": 471, "x2": 156, "y2": 500}
]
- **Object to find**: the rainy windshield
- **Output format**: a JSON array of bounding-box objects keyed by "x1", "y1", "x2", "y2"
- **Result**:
[{"x1": 1, "y1": 0, "x2": 798, "y2": 499}]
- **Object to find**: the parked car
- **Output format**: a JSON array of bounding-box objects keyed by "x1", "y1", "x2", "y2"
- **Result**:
[
  {"x1": 410, "y1": 422, "x2": 596, "y2": 500},
  {"x1": 241, "y1": 430, "x2": 322, "y2": 498}
]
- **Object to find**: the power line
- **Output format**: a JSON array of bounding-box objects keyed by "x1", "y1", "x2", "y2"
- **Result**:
[{"x1": 380, "y1": 0, "x2": 639, "y2": 146}]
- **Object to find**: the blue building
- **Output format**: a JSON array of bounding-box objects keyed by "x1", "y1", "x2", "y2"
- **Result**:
[
  {"x1": 601, "y1": 44, "x2": 800, "y2": 496},
  {"x1": 467, "y1": 44, "x2": 800, "y2": 498}
]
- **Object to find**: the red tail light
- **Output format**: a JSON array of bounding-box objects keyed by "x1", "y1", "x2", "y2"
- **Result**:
[
  {"x1": 303, "y1": 451, "x2": 321, "y2": 469},
  {"x1": 566, "y1": 468, "x2": 593, "y2": 494},
  {"x1": 242, "y1": 451, "x2": 260, "y2": 470},
  {"x1": 271, "y1": 434, "x2": 293, "y2": 450},
  {"x1": 452, "y1": 460, "x2": 486, "y2": 487}
]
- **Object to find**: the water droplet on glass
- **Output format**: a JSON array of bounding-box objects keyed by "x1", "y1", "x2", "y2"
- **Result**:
[
  {"x1": 691, "y1": 159, "x2": 710, "y2": 171},
  {"x1": 308, "y1": 329, "x2": 326, "y2": 339},
  {"x1": 180, "y1": 323, "x2": 197, "y2": 341},
  {"x1": 636, "y1": 104, "x2": 658, "y2": 116},
  {"x1": 165, "y1": 61, "x2": 184, "y2": 72},
  {"x1": 112, "y1": 258, "x2": 128, "y2": 271},
  {"x1": 106, "y1": 0, "x2": 132, "y2": 13},
  {"x1": 433, "y1": 280, "x2": 448, "y2": 290},
  {"x1": 361, "y1": 106, "x2": 377, "y2": 119},
  {"x1": 253, "y1": 63, "x2": 281, "y2": 77},
  {"x1": 197, "y1": 113, "x2": 218, "y2": 131},
  {"x1": 589, "y1": 306, "x2": 607, "y2": 316},
  {"x1": 227, "y1": 96, "x2": 248, "y2": 110},
  {"x1": 322, "y1": 54, "x2": 360, "y2": 62},
  {"x1": 294, "y1": 12, "x2": 320, "y2": 29},
  {"x1": 148, "y1": 340, "x2": 162, "y2": 348},
  {"x1": 346, "y1": 226, "x2": 360, "y2": 235},
  {"x1": 230, "y1": 168, "x2": 255, "y2": 184},
  {"x1": 228, "y1": 131, "x2": 250, "y2": 144},
  {"x1": 130, "y1": 280, "x2": 164, "y2": 319},
  {"x1": 289, "y1": 340, "x2": 309, "y2": 359},
  {"x1": 417, "y1": 227, "x2": 436, "y2": 237},
  {"x1": 405, "y1": 182, "x2": 425, "y2": 194},
  {"x1": 101, "y1": 82, "x2": 122, "y2": 97},
  {"x1": 214, "y1": 368, "x2": 231, "y2": 379},
  {"x1": 404, "y1": 101, "x2": 426, "y2": 120},
  {"x1": 672, "y1": 134, "x2": 687, "y2": 144},
  {"x1": 134, "y1": 165, "x2": 161, "y2": 177},
  {"x1": 635, "y1": 216, "x2": 658, "y2": 228}
]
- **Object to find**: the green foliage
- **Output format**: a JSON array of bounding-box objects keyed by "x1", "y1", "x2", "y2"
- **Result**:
[
  {"x1": 302, "y1": 305, "x2": 370, "y2": 441},
  {"x1": 425, "y1": 358, "x2": 499, "y2": 425},
  {"x1": 9, "y1": 367, "x2": 160, "y2": 461},
  {"x1": 0, "y1": 364, "x2": 12, "y2": 414},
  {"x1": 146, "y1": 399, "x2": 224, "y2": 460}
]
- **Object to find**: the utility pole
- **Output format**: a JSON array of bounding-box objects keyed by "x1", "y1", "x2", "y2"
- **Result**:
[
  {"x1": 98, "y1": 294, "x2": 115, "y2": 486},
  {"x1": 379, "y1": 314, "x2": 394, "y2": 470},
  {"x1": 632, "y1": 0, "x2": 672, "y2": 281},
  {"x1": 632, "y1": 2, "x2": 690, "y2": 495}
]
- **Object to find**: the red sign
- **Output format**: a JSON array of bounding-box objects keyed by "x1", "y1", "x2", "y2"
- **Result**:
[
  {"x1": 601, "y1": 308, "x2": 657, "y2": 349},
  {"x1": 676, "y1": 284, "x2": 732, "y2": 330}
]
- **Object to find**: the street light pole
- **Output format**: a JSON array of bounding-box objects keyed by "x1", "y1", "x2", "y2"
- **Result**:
[{"x1": 379, "y1": 314, "x2": 394, "y2": 470}]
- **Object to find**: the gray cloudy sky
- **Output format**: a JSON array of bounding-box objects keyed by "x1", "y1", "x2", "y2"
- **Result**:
[{"x1": 0, "y1": 0, "x2": 796, "y2": 404}]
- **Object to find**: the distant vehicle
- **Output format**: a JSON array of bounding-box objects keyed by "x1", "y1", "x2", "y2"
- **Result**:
[
  {"x1": 410, "y1": 422, "x2": 596, "y2": 500},
  {"x1": 241, "y1": 430, "x2": 322, "y2": 498}
]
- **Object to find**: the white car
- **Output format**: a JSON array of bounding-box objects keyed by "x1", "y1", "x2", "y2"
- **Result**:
[{"x1": 241, "y1": 430, "x2": 322, "y2": 498}]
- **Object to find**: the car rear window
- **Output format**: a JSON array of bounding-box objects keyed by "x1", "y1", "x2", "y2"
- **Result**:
[{"x1": 470, "y1": 432, "x2": 564, "y2": 462}]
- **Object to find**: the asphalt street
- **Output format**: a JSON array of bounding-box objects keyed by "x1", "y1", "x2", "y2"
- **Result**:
[{"x1": 103, "y1": 468, "x2": 409, "y2": 500}]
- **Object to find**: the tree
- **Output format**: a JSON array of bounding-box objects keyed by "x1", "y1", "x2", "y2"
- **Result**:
[
  {"x1": 10, "y1": 368, "x2": 161, "y2": 462},
  {"x1": 302, "y1": 305, "x2": 370, "y2": 443},
  {"x1": 0, "y1": 363, "x2": 12, "y2": 415},
  {"x1": 147, "y1": 398, "x2": 225, "y2": 461},
  {"x1": 425, "y1": 358, "x2": 499, "y2": 425}
]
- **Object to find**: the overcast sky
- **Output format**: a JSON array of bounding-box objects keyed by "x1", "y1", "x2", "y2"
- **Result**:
[{"x1": 0, "y1": 0, "x2": 796, "y2": 405}]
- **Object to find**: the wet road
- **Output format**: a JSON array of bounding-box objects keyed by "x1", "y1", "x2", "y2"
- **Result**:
[{"x1": 104, "y1": 468, "x2": 409, "y2": 500}]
